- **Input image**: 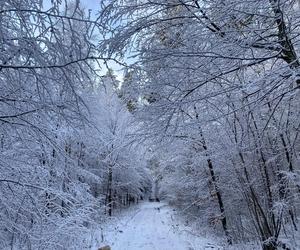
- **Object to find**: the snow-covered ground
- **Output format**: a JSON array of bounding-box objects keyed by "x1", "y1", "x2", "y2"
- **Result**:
[{"x1": 91, "y1": 201, "x2": 224, "y2": 250}]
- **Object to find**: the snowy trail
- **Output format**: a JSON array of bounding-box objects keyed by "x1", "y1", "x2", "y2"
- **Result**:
[{"x1": 94, "y1": 202, "x2": 220, "y2": 250}]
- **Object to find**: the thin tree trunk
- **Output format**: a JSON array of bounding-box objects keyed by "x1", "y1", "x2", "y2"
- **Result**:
[
  {"x1": 199, "y1": 131, "x2": 232, "y2": 243},
  {"x1": 193, "y1": 106, "x2": 232, "y2": 244},
  {"x1": 107, "y1": 165, "x2": 113, "y2": 216}
]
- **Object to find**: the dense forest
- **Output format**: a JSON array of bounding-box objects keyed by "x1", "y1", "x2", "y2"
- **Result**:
[{"x1": 0, "y1": 1, "x2": 299, "y2": 250}]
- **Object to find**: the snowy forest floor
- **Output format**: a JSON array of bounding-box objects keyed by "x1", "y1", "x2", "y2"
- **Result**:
[{"x1": 89, "y1": 202, "x2": 259, "y2": 250}]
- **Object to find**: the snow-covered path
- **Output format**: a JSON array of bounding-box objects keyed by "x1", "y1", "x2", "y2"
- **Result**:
[{"x1": 94, "y1": 202, "x2": 220, "y2": 250}]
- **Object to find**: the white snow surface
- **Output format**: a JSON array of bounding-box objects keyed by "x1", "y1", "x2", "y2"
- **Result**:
[{"x1": 91, "y1": 201, "x2": 224, "y2": 250}]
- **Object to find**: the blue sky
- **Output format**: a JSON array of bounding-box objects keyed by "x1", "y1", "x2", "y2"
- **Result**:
[
  {"x1": 80, "y1": 0, "x2": 101, "y2": 14},
  {"x1": 43, "y1": 0, "x2": 101, "y2": 14},
  {"x1": 80, "y1": 0, "x2": 126, "y2": 81},
  {"x1": 43, "y1": 0, "x2": 124, "y2": 80}
]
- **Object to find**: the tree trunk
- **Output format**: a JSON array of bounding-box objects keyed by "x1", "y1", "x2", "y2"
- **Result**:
[
  {"x1": 269, "y1": 0, "x2": 300, "y2": 86},
  {"x1": 200, "y1": 131, "x2": 232, "y2": 244},
  {"x1": 107, "y1": 165, "x2": 113, "y2": 216}
]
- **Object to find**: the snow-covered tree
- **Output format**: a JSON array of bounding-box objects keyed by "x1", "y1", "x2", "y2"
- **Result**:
[{"x1": 0, "y1": 1, "x2": 150, "y2": 249}]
